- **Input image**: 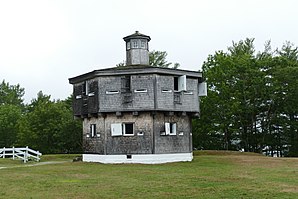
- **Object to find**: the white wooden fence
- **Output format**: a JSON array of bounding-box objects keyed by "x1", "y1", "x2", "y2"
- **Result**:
[{"x1": 0, "y1": 147, "x2": 42, "y2": 163}]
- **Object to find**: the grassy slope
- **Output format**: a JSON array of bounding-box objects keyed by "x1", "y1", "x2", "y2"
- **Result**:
[{"x1": 0, "y1": 151, "x2": 297, "y2": 199}]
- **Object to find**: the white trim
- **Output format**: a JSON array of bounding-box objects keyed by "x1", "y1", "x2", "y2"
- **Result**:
[
  {"x1": 134, "y1": 89, "x2": 147, "y2": 93},
  {"x1": 184, "y1": 91, "x2": 193, "y2": 95},
  {"x1": 106, "y1": 91, "x2": 120, "y2": 94},
  {"x1": 123, "y1": 123, "x2": 134, "y2": 136},
  {"x1": 162, "y1": 89, "x2": 172, "y2": 93},
  {"x1": 83, "y1": 153, "x2": 193, "y2": 164}
]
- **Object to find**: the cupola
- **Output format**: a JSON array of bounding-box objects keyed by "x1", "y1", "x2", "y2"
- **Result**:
[{"x1": 123, "y1": 31, "x2": 151, "y2": 66}]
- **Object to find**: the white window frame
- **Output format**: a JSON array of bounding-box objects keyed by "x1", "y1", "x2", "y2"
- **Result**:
[
  {"x1": 90, "y1": 124, "x2": 96, "y2": 138},
  {"x1": 141, "y1": 40, "x2": 146, "y2": 49},
  {"x1": 75, "y1": 95, "x2": 82, "y2": 99},
  {"x1": 134, "y1": 89, "x2": 147, "y2": 93},
  {"x1": 111, "y1": 123, "x2": 134, "y2": 136},
  {"x1": 123, "y1": 123, "x2": 134, "y2": 136},
  {"x1": 165, "y1": 122, "x2": 177, "y2": 136},
  {"x1": 162, "y1": 89, "x2": 172, "y2": 93},
  {"x1": 106, "y1": 90, "x2": 120, "y2": 94},
  {"x1": 84, "y1": 81, "x2": 89, "y2": 95},
  {"x1": 132, "y1": 40, "x2": 138, "y2": 48},
  {"x1": 184, "y1": 91, "x2": 193, "y2": 95}
]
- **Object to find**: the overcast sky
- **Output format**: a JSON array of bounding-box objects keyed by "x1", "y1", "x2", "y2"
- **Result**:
[{"x1": 1, "y1": 0, "x2": 297, "y2": 103}]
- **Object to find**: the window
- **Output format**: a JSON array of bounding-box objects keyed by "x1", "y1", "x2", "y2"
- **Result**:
[
  {"x1": 127, "y1": 42, "x2": 131, "y2": 50},
  {"x1": 111, "y1": 123, "x2": 134, "y2": 136},
  {"x1": 123, "y1": 123, "x2": 134, "y2": 136},
  {"x1": 162, "y1": 89, "x2": 172, "y2": 93},
  {"x1": 106, "y1": 90, "x2": 119, "y2": 94},
  {"x1": 82, "y1": 81, "x2": 88, "y2": 95},
  {"x1": 165, "y1": 123, "x2": 177, "y2": 135},
  {"x1": 174, "y1": 77, "x2": 179, "y2": 91},
  {"x1": 141, "y1": 40, "x2": 146, "y2": 49},
  {"x1": 90, "y1": 124, "x2": 96, "y2": 137},
  {"x1": 184, "y1": 91, "x2": 193, "y2": 95},
  {"x1": 174, "y1": 75, "x2": 187, "y2": 91},
  {"x1": 132, "y1": 40, "x2": 138, "y2": 48},
  {"x1": 121, "y1": 76, "x2": 131, "y2": 92},
  {"x1": 134, "y1": 89, "x2": 147, "y2": 93},
  {"x1": 75, "y1": 95, "x2": 82, "y2": 99}
]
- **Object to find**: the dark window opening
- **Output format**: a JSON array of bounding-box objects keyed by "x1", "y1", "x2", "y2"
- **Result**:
[
  {"x1": 121, "y1": 76, "x2": 131, "y2": 93},
  {"x1": 174, "y1": 77, "x2": 178, "y2": 91},
  {"x1": 82, "y1": 82, "x2": 86, "y2": 95},
  {"x1": 123, "y1": 123, "x2": 134, "y2": 135}
]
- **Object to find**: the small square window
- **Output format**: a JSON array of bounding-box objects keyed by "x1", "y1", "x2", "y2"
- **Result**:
[
  {"x1": 123, "y1": 123, "x2": 134, "y2": 136},
  {"x1": 165, "y1": 123, "x2": 177, "y2": 135},
  {"x1": 141, "y1": 40, "x2": 146, "y2": 49},
  {"x1": 132, "y1": 41, "x2": 138, "y2": 48}
]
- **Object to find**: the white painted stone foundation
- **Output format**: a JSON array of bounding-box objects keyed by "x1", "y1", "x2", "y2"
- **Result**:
[{"x1": 83, "y1": 153, "x2": 193, "y2": 164}]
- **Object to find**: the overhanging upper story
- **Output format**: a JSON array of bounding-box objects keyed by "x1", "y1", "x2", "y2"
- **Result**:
[{"x1": 69, "y1": 66, "x2": 206, "y2": 117}]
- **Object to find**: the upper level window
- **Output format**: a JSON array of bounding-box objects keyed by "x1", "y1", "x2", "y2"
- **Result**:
[
  {"x1": 141, "y1": 40, "x2": 146, "y2": 49},
  {"x1": 121, "y1": 76, "x2": 131, "y2": 92},
  {"x1": 127, "y1": 42, "x2": 131, "y2": 50},
  {"x1": 132, "y1": 40, "x2": 138, "y2": 48},
  {"x1": 174, "y1": 75, "x2": 187, "y2": 91},
  {"x1": 82, "y1": 81, "x2": 88, "y2": 95}
]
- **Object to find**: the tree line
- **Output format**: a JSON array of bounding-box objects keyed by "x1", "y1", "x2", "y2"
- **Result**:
[
  {"x1": 0, "y1": 81, "x2": 82, "y2": 154},
  {"x1": 193, "y1": 39, "x2": 298, "y2": 157},
  {"x1": 1, "y1": 43, "x2": 297, "y2": 156}
]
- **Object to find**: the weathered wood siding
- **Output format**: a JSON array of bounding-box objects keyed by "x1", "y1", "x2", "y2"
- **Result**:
[
  {"x1": 153, "y1": 112, "x2": 192, "y2": 153},
  {"x1": 73, "y1": 80, "x2": 99, "y2": 116},
  {"x1": 83, "y1": 117, "x2": 105, "y2": 154},
  {"x1": 73, "y1": 74, "x2": 199, "y2": 115},
  {"x1": 156, "y1": 75, "x2": 199, "y2": 112}
]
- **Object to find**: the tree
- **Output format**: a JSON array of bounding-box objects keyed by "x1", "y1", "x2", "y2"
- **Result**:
[
  {"x1": 0, "y1": 80, "x2": 24, "y2": 147},
  {"x1": 193, "y1": 39, "x2": 298, "y2": 156},
  {"x1": 0, "y1": 80, "x2": 25, "y2": 107},
  {"x1": 17, "y1": 92, "x2": 82, "y2": 153},
  {"x1": 0, "y1": 104, "x2": 22, "y2": 147},
  {"x1": 149, "y1": 50, "x2": 180, "y2": 68}
]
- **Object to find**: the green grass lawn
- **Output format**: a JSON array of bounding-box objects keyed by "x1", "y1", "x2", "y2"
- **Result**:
[{"x1": 0, "y1": 151, "x2": 297, "y2": 199}]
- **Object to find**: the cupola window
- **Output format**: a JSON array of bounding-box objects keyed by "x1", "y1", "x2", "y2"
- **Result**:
[
  {"x1": 141, "y1": 40, "x2": 146, "y2": 49},
  {"x1": 132, "y1": 40, "x2": 138, "y2": 48}
]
